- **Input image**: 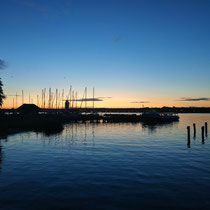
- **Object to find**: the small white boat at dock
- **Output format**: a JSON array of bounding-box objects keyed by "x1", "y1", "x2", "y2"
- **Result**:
[{"x1": 140, "y1": 110, "x2": 179, "y2": 122}]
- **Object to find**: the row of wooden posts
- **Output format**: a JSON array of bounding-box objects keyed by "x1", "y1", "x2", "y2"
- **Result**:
[{"x1": 187, "y1": 122, "x2": 208, "y2": 146}]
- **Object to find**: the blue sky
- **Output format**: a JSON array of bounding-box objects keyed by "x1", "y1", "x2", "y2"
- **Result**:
[{"x1": 0, "y1": 0, "x2": 210, "y2": 107}]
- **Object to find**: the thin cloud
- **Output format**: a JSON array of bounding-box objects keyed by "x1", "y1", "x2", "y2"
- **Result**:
[
  {"x1": 17, "y1": 0, "x2": 72, "y2": 17},
  {"x1": 0, "y1": 59, "x2": 7, "y2": 70},
  {"x1": 131, "y1": 101, "x2": 150, "y2": 103},
  {"x1": 58, "y1": 0, "x2": 72, "y2": 15},
  {"x1": 114, "y1": 36, "x2": 122, "y2": 43},
  {"x1": 98, "y1": 97, "x2": 112, "y2": 99},
  {"x1": 18, "y1": 0, "x2": 49, "y2": 12},
  {"x1": 179, "y1": 97, "x2": 210, "y2": 102},
  {"x1": 72, "y1": 98, "x2": 103, "y2": 102},
  {"x1": 21, "y1": 0, "x2": 36, "y2": 8}
]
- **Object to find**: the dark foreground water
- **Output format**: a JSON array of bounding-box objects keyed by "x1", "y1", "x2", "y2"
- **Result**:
[{"x1": 0, "y1": 114, "x2": 210, "y2": 209}]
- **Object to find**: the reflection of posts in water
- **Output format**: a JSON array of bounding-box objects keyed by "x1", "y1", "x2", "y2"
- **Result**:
[
  {"x1": 75, "y1": 123, "x2": 78, "y2": 140},
  {"x1": 92, "y1": 123, "x2": 95, "y2": 139},
  {"x1": 201, "y1": 126, "x2": 205, "y2": 144},
  {"x1": 193, "y1": 123, "x2": 196, "y2": 138},
  {"x1": 91, "y1": 123, "x2": 95, "y2": 147},
  {"x1": 187, "y1": 126, "x2": 190, "y2": 147},
  {"x1": 205, "y1": 122, "x2": 208, "y2": 137},
  {"x1": 71, "y1": 123, "x2": 74, "y2": 140}
]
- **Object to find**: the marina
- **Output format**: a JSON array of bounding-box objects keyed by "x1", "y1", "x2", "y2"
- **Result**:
[{"x1": 0, "y1": 104, "x2": 180, "y2": 138}]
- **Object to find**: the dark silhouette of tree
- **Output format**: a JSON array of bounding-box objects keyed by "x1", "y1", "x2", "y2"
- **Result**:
[
  {"x1": 0, "y1": 59, "x2": 7, "y2": 107},
  {"x1": 0, "y1": 78, "x2": 6, "y2": 107}
]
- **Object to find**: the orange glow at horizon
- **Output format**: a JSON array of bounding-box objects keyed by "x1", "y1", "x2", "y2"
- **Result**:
[{"x1": 2, "y1": 96, "x2": 210, "y2": 109}]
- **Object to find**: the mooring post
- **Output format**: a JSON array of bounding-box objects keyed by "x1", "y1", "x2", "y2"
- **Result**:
[
  {"x1": 201, "y1": 126, "x2": 205, "y2": 143},
  {"x1": 193, "y1": 123, "x2": 196, "y2": 138},
  {"x1": 187, "y1": 126, "x2": 190, "y2": 147},
  {"x1": 205, "y1": 122, "x2": 208, "y2": 136}
]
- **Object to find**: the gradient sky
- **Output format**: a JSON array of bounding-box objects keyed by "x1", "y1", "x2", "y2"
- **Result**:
[{"x1": 0, "y1": 0, "x2": 210, "y2": 108}]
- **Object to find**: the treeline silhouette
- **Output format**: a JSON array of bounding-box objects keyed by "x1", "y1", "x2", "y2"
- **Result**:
[
  {"x1": 71, "y1": 107, "x2": 210, "y2": 113},
  {"x1": 2, "y1": 106, "x2": 210, "y2": 113}
]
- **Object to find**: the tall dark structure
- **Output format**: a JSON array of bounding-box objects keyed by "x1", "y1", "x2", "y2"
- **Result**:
[
  {"x1": 65, "y1": 100, "x2": 70, "y2": 111},
  {"x1": 0, "y1": 78, "x2": 6, "y2": 107}
]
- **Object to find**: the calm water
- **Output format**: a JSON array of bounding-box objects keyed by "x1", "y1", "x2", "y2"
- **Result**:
[{"x1": 0, "y1": 114, "x2": 210, "y2": 209}]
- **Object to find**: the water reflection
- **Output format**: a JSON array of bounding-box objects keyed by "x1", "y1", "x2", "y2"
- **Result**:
[
  {"x1": 42, "y1": 128, "x2": 63, "y2": 136},
  {"x1": 38, "y1": 122, "x2": 98, "y2": 148},
  {"x1": 1, "y1": 115, "x2": 209, "y2": 153},
  {"x1": 36, "y1": 121, "x2": 182, "y2": 148},
  {"x1": 36, "y1": 122, "x2": 144, "y2": 148},
  {"x1": 141, "y1": 121, "x2": 178, "y2": 134},
  {"x1": 14, "y1": 121, "x2": 182, "y2": 146}
]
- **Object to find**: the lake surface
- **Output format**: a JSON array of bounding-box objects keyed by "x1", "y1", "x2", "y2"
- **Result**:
[{"x1": 0, "y1": 114, "x2": 210, "y2": 209}]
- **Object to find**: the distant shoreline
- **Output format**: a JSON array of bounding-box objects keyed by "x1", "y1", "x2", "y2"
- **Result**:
[{"x1": 2, "y1": 107, "x2": 210, "y2": 113}]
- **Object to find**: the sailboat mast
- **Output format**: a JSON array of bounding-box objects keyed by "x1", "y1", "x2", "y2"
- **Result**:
[
  {"x1": 69, "y1": 86, "x2": 72, "y2": 108},
  {"x1": 85, "y1": 87, "x2": 87, "y2": 109},
  {"x1": 22, "y1": 90, "x2": 24, "y2": 105},
  {"x1": 93, "y1": 87, "x2": 95, "y2": 109}
]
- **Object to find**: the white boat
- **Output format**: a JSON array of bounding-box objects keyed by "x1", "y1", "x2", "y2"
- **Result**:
[{"x1": 140, "y1": 110, "x2": 179, "y2": 122}]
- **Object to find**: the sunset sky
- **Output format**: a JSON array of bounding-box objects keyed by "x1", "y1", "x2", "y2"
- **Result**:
[{"x1": 0, "y1": 0, "x2": 210, "y2": 108}]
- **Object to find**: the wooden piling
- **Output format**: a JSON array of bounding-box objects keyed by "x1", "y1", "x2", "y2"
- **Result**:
[
  {"x1": 205, "y1": 122, "x2": 208, "y2": 136},
  {"x1": 193, "y1": 123, "x2": 196, "y2": 138},
  {"x1": 201, "y1": 126, "x2": 205, "y2": 143},
  {"x1": 187, "y1": 126, "x2": 190, "y2": 146}
]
